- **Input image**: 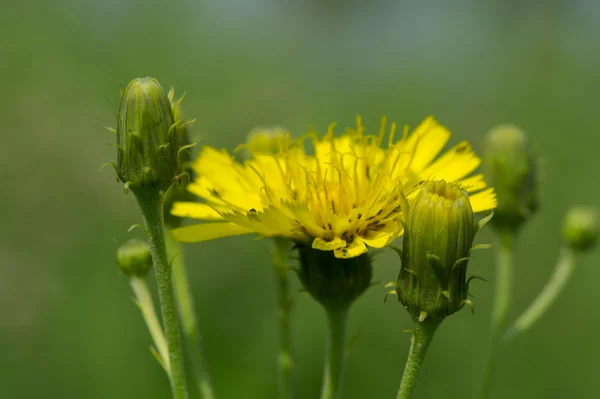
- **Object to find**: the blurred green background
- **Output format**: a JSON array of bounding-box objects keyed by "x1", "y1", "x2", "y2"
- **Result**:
[{"x1": 2, "y1": 1, "x2": 599, "y2": 398}]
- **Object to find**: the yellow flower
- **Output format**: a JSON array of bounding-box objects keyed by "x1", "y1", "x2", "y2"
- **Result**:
[{"x1": 170, "y1": 117, "x2": 497, "y2": 258}]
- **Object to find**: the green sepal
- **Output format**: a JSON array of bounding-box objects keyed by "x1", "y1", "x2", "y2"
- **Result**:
[
  {"x1": 384, "y1": 289, "x2": 397, "y2": 303},
  {"x1": 388, "y1": 245, "x2": 403, "y2": 260},
  {"x1": 460, "y1": 298, "x2": 475, "y2": 314},
  {"x1": 150, "y1": 346, "x2": 168, "y2": 373},
  {"x1": 469, "y1": 243, "x2": 493, "y2": 254},
  {"x1": 475, "y1": 211, "x2": 494, "y2": 233}
]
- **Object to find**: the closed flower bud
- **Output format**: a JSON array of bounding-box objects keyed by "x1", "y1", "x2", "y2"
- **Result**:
[
  {"x1": 562, "y1": 206, "x2": 598, "y2": 252},
  {"x1": 396, "y1": 180, "x2": 483, "y2": 321},
  {"x1": 297, "y1": 245, "x2": 372, "y2": 312},
  {"x1": 116, "y1": 77, "x2": 180, "y2": 193},
  {"x1": 117, "y1": 239, "x2": 153, "y2": 277},
  {"x1": 483, "y1": 125, "x2": 538, "y2": 232}
]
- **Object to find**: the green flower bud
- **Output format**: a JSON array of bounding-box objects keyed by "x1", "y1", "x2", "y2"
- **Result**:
[
  {"x1": 246, "y1": 127, "x2": 287, "y2": 155},
  {"x1": 117, "y1": 239, "x2": 153, "y2": 277},
  {"x1": 164, "y1": 88, "x2": 196, "y2": 228},
  {"x1": 396, "y1": 180, "x2": 482, "y2": 321},
  {"x1": 562, "y1": 206, "x2": 598, "y2": 252},
  {"x1": 116, "y1": 77, "x2": 180, "y2": 193},
  {"x1": 297, "y1": 245, "x2": 372, "y2": 312},
  {"x1": 483, "y1": 125, "x2": 538, "y2": 232}
]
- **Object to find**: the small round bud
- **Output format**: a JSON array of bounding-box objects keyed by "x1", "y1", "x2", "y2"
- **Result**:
[
  {"x1": 297, "y1": 245, "x2": 372, "y2": 312},
  {"x1": 397, "y1": 180, "x2": 477, "y2": 320},
  {"x1": 117, "y1": 239, "x2": 153, "y2": 277},
  {"x1": 562, "y1": 206, "x2": 598, "y2": 252},
  {"x1": 246, "y1": 127, "x2": 287, "y2": 155},
  {"x1": 483, "y1": 125, "x2": 538, "y2": 232},
  {"x1": 117, "y1": 77, "x2": 179, "y2": 193}
]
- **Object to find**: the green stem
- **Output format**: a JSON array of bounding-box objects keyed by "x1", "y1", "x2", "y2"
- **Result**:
[
  {"x1": 478, "y1": 231, "x2": 515, "y2": 399},
  {"x1": 505, "y1": 247, "x2": 576, "y2": 341},
  {"x1": 396, "y1": 319, "x2": 441, "y2": 399},
  {"x1": 272, "y1": 238, "x2": 295, "y2": 399},
  {"x1": 136, "y1": 189, "x2": 188, "y2": 399},
  {"x1": 130, "y1": 276, "x2": 171, "y2": 373},
  {"x1": 165, "y1": 233, "x2": 216, "y2": 399},
  {"x1": 320, "y1": 308, "x2": 348, "y2": 399}
]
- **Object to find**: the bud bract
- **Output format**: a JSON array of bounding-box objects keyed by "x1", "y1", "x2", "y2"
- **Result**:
[
  {"x1": 483, "y1": 125, "x2": 538, "y2": 232},
  {"x1": 116, "y1": 77, "x2": 180, "y2": 193},
  {"x1": 396, "y1": 180, "x2": 481, "y2": 321},
  {"x1": 117, "y1": 239, "x2": 153, "y2": 277},
  {"x1": 164, "y1": 88, "x2": 196, "y2": 227},
  {"x1": 562, "y1": 206, "x2": 598, "y2": 252},
  {"x1": 297, "y1": 245, "x2": 372, "y2": 312}
]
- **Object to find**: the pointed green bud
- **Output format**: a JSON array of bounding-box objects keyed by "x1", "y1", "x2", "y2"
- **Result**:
[
  {"x1": 246, "y1": 127, "x2": 288, "y2": 155},
  {"x1": 117, "y1": 239, "x2": 153, "y2": 277},
  {"x1": 116, "y1": 77, "x2": 179, "y2": 193},
  {"x1": 562, "y1": 206, "x2": 598, "y2": 252},
  {"x1": 483, "y1": 125, "x2": 538, "y2": 232},
  {"x1": 163, "y1": 88, "x2": 196, "y2": 228},
  {"x1": 396, "y1": 180, "x2": 479, "y2": 320},
  {"x1": 297, "y1": 245, "x2": 372, "y2": 312}
]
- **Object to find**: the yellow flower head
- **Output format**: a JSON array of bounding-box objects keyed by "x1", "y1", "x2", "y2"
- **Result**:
[{"x1": 170, "y1": 117, "x2": 497, "y2": 258}]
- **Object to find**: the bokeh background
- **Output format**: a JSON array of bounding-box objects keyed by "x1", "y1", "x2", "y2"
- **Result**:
[{"x1": 2, "y1": 1, "x2": 600, "y2": 398}]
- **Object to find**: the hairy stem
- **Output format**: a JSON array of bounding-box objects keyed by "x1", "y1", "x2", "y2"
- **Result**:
[
  {"x1": 130, "y1": 276, "x2": 170, "y2": 373},
  {"x1": 272, "y1": 238, "x2": 295, "y2": 399},
  {"x1": 165, "y1": 233, "x2": 216, "y2": 399},
  {"x1": 320, "y1": 308, "x2": 348, "y2": 399},
  {"x1": 396, "y1": 319, "x2": 441, "y2": 399},
  {"x1": 136, "y1": 189, "x2": 188, "y2": 399},
  {"x1": 478, "y1": 231, "x2": 514, "y2": 399},
  {"x1": 505, "y1": 247, "x2": 576, "y2": 340}
]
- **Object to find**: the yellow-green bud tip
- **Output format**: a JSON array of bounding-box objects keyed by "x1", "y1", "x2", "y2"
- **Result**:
[
  {"x1": 397, "y1": 180, "x2": 477, "y2": 320},
  {"x1": 116, "y1": 77, "x2": 179, "y2": 193},
  {"x1": 483, "y1": 124, "x2": 538, "y2": 232},
  {"x1": 562, "y1": 206, "x2": 598, "y2": 252},
  {"x1": 246, "y1": 127, "x2": 288, "y2": 155},
  {"x1": 117, "y1": 239, "x2": 153, "y2": 277}
]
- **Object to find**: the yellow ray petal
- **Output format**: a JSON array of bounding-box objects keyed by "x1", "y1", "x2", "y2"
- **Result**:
[
  {"x1": 407, "y1": 117, "x2": 451, "y2": 172},
  {"x1": 312, "y1": 237, "x2": 346, "y2": 251},
  {"x1": 458, "y1": 174, "x2": 487, "y2": 193},
  {"x1": 421, "y1": 141, "x2": 481, "y2": 182},
  {"x1": 171, "y1": 202, "x2": 225, "y2": 220},
  {"x1": 334, "y1": 238, "x2": 368, "y2": 258},
  {"x1": 360, "y1": 221, "x2": 400, "y2": 248},
  {"x1": 469, "y1": 188, "x2": 497, "y2": 213},
  {"x1": 170, "y1": 223, "x2": 253, "y2": 243}
]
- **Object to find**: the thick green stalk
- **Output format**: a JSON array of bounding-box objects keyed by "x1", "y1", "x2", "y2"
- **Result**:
[
  {"x1": 478, "y1": 231, "x2": 514, "y2": 399},
  {"x1": 505, "y1": 247, "x2": 576, "y2": 340},
  {"x1": 165, "y1": 234, "x2": 216, "y2": 399},
  {"x1": 272, "y1": 238, "x2": 295, "y2": 399},
  {"x1": 136, "y1": 189, "x2": 188, "y2": 399},
  {"x1": 320, "y1": 308, "x2": 348, "y2": 399},
  {"x1": 130, "y1": 276, "x2": 170, "y2": 373},
  {"x1": 396, "y1": 319, "x2": 441, "y2": 399}
]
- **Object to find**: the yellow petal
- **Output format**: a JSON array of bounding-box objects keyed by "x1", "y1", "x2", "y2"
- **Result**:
[
  {"x1": 360, "y1": 221, "x2": 399, "y2": 248},
  {"x1": 408, "y1": 117, "x2": 451, "y2": 172},
  {"x1": 334, "y1": 238, "x2": 368, "y2": 258},
  {"x1": 312, "y1": 237, "x2": 346, "y2": 251},
  {"x1": 421, "y1": 141, "x2": 481, "y2": 182},
  {"x1": 171, "y1": 202, "x2": 224, "y2": 220},
  {"x1": 458, "y1": 174, "x2": 487, "y2": 193},
  {"x1": 170, "y1": 223, "x2": 253, "y2": 243},
  {"x1": 469, "y1": 188, "x2": 497, "y2": 213}
]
